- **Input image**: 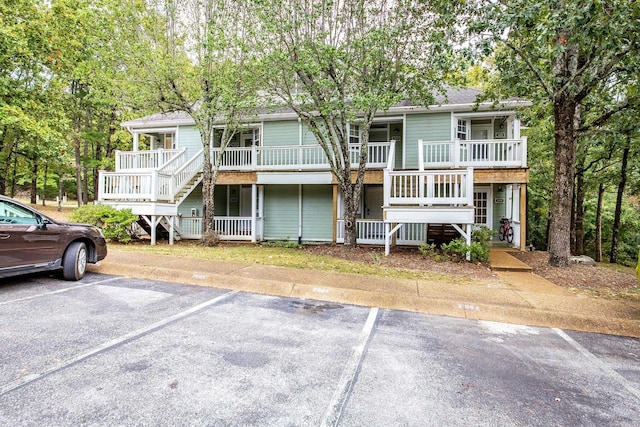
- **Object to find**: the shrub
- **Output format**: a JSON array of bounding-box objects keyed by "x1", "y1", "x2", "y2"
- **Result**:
[
  {"x1": 433, "y1": 226, "x2": 494, "y2": 263},
  {"x1": 418, "y1": 242, "x2": 437, "y2": 257},
  {"x1": 69, "y1": 204, "x2": 138, "y2": 243},
  {"x1": 261, "y1": 240, "x2": 301, "y2": 249}
]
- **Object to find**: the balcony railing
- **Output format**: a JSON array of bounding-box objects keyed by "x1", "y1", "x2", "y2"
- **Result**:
[
  {"x1": 420, "y1": 138, "x2": 527, "y2": 168},
  {"x1": 115, "y1": 148, "x2": 185, "y2": 171},
  {"x1": 210, "y1": 142, "x2": 391, "y2": 171},
  {"x1": 178, "y1": 216, "x2": 263, "y2": 241},
  {"x1": 383, "y1": 168, "x2": 474, "y2": 207}
]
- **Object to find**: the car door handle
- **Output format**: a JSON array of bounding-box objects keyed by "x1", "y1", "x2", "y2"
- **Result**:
[{"x1": 0, "y1": 233, "x2": 10, "y2": 239}]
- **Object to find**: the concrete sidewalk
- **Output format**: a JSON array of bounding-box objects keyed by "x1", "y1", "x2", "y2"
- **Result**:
[{"x1": 89, "y1": 249, "x2": 640, "y2": 338}]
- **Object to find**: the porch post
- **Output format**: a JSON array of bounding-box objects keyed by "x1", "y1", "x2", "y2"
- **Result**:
[
  {"x1": 385, "y1": 222, "x2": 390, "y2": 255},
  {"x1": 251, "y1": 184, "x2": 257, "y2": 243},
  {"x1": 258, "y1": 185, "x2": 264, "y2": 240},
  {"x1": 168, "y1": 215, "x2": 175, "y2": 245},
  {"x1": 466, "y1": 223, "x2": 472, "y2": 261},
  {"x1": 520, "y1": 184, "x2": 527, "y2": 251},
  {"x1": 150, "y1": 215, "x2": 157, "y2": 246}
]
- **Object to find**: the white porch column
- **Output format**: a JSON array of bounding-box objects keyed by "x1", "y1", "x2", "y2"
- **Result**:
[
  {"x1": 133, "y1": 132, "x2": 139, "y2": 151},
  {"x1": 251, "y1": 184, "x2": 257, "y2": 243},
  {"x1": 150, "y1": 215, "x2": 157, "y2": 246},
  {"x1": 168, "y1": 215, "x2": 175, "y2": 245}
]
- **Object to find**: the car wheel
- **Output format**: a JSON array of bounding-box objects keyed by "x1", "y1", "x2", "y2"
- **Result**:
[{"x1": 63, "y1": 242, "x2": 87, "y2": 281}]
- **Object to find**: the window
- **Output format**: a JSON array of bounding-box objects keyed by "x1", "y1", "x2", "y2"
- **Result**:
[
  {"x1": 0, "y1": 200, "x2": 39, "y2": 225},
  {"x1": 457, "y1": 119, "x2": 468, "y2": 140},
  {"x1": 349, "y1": 124, "x2": 360, "y2": 144}
]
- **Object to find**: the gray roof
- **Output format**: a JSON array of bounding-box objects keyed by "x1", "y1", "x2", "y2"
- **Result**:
[{"x1": 122, "y1": 86, "x2": 528, "y2": 128}]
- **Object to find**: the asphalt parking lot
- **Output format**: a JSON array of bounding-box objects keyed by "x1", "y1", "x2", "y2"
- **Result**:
[{"x1": 1, "y1": 273, "x2": 639, "y2": 426}]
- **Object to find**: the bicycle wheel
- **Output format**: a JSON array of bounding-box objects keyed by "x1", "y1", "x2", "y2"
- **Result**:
[
  {"x1": 506, "y1": 226, "x2": 514, "y2": 243},
  {"x1": 498, "y1": 224, "x2": 505, "y2": 241}
]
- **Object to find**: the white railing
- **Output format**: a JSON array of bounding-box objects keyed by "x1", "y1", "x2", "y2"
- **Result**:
[
  {"x1": 420, "y1": 138, "x2": 527, "y2": 168},
  {"x1": 115, "y1": 149, "x2": 184, "y2": 171},
  {"x1": 258, "y1": 145, "x2": 327, "y2": 169},
  {"x1": 335, "y1": 219, "x2": 426, "y2": 246},
  {"x1": 212, "y1": 146, "x2": 255, "y2": 170},
  {"x1": 179, "y1": 217, "x2": 202, "y2": 239},
  {"x1": 210, "y1": 142, "x2": 392, "y2": 171},
  {"x1": 98, "y1": 172, "x2": 155, "y2": 200},
  {"x1": 384, "y1": 168, "x2": 474, "y2": 206},
  {"x1": 178, "y1": 216, "x2": 263, "y2": 241},
  {"x1": 157, "y1": 149, "x2": 188, "y2": 175},
  {"x1": 172, "y1": 149, "x2": 204, "y2": 200}
]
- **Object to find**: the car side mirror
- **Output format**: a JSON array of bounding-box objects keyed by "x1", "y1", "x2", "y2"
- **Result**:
[{"x1": 39, "y1": 218, "x2": 52, "y2": 230}]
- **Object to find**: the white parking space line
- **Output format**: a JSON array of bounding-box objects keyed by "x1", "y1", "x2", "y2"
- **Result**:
[
  {"x1": 0, "y1": 277, "x2": 121, "y2": 306},
  {"x1": 0, "y1": 290, "x2": 239, "y2": 396},
  {"x1": 554, "y1": 328, "x2": 640, "y2": 402},
  {"x1": 322, "y1": 307, "x2": 379, "y2": 427}
]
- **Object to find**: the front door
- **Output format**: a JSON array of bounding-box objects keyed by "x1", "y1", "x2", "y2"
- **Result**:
[
  {"x1": 473, "y1": 187, "x2": 492, "y2": 229},
  {"x1": 363, "y1": 186, "x2": 383, "y2": 219},
  {"x1": 470, "y1": 124, "x2": 493, "y2": 161}
]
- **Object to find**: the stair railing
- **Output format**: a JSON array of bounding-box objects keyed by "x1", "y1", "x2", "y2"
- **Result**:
[{"x1": 171, "y1": 148, "x2": 204, "y2": 202}]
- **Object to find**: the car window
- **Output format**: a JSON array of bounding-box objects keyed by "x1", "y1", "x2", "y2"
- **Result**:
[{"x1": 0, "y1": 200, "x2": 40, "y2": 225}]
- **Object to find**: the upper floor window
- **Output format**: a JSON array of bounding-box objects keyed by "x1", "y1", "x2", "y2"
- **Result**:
[
  {"x1": 457, "y1": 119, "x2": 468, "y2": 140},
  {"x1": 349, "y1": 124, "x2": 360, "y2": 144}
]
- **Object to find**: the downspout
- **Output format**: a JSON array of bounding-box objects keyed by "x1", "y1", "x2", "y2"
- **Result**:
[{"x1": 298, "y1": 184, "x2": 302, "y2": 244}]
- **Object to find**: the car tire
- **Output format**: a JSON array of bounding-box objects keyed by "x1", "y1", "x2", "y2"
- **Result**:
[{"x1": 63, "y1": 242, "x2": 88, "y2": 281}]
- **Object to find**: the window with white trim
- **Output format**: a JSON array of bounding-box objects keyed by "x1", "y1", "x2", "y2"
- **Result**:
[
  {"x1": 349, "y1": 124, "x2": 360, "y2": 144},
  {"x1": 456, "y1": 119, "x2": 468, "y2": 140}
]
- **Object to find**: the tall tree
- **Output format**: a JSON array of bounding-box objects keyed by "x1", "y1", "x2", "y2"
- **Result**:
[
  {"x1": 253, "y1": 0, "x2": 461, "y2": 246},
  {"x1": 471, "y1": 0, "x2": 640, "y2": 266},
  {"x1": 138, "y1": 0, "x2": 258, "y2": 243}
]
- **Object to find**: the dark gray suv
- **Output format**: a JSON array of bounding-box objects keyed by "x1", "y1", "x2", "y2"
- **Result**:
[{"x1": 0, "y1": 195, "x2": 107, "y2": 280}]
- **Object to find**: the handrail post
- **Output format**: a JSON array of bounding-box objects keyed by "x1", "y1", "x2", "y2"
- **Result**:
[
  {"x1": 522, "y1": 136, "x2": 528, "y2": 167},
  {"x1": 466, "y1": 167, "x2": 474, "y2": 205},
  {"x1": 151, "y1": 171, "x2": 158, "y2": 201},
  {"x1": 383, "y1": 169, "x2": 391, "y2": 207},
  {"x1": 418, "y1": 139, "x2": 424, "y2": 171},
  {"x1": 98, "y1": 171, "x2": 105, "y2": 201},
  {"x1": 115, "y1": 150, "x2": 121, "y2": 171},
  {"x1": 454, "y1": 139, "x2": 460, "y2": 168}
]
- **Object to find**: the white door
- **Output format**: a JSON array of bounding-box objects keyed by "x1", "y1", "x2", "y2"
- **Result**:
[
  {"x1": 473, "y1": 186, "x2": 492, "y2": 229},
  {"x1": 470, "y1": 124, "x2": 492, "y2": 161}
]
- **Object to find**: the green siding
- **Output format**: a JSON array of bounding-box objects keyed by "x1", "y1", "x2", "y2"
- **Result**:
[
  {"x1": 301, "y1": 124, "x2": 319, "y2": 145},
  {"x1": 263, "y1": 121, "x2": 299, "y2": 147},
  {"x1": 263, "y1": 185, "x2": 299, "y2": 240},
  {"x1": 178, "y1": 185, "x2": 203, "y2": 217},
  {"x1": 405, "y1": 113, "x2": 451, "y2": 169},
  {"x1": 302, "y1": 185, "x2": 333, "y2": 242},
  {"x1": 176, "y1": 126, "x2": 203, "y2": 160}
]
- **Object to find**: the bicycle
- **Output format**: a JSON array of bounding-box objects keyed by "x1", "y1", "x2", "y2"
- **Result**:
[{"x1": 499, "y1": 217, "x2": 514, "y2": 243}]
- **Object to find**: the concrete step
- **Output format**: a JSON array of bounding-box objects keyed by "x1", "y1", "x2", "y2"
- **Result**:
[{"x1": 489, "y1": 249, "x2": 533, "y2": 272}]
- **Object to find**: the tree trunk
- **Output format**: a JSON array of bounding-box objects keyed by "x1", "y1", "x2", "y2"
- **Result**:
[
  {"x1": 42, "y1": 162, "x2": 49, "y2": 206},
  {"x1": 30, "y1": 159, "x2": 38, "y2": 204},
  {"x1": 74, "y1": 127, "x2": 84, "y2": 206},
  {"x1": 594, "y1": 182, "x2": 604, "y2": 262},
  {"x1": 82, "y1": 138, "x2": 89, "y2": 203},
  {"x1": 609, "y1": 139, "x2": 630, "y2": 264},
  {"x1": 548, "y1": 97, "x2": 579, "y2": 267},
  {"x1": 200, "y1": 127, "x2": 216, "y2": 240},
  {"x1": 574, "y1": 157, "x2": 586, "y2": 255},
  {"x1": 10, "y1": 152, "x2": 17, "y2": 197},
  {"x1": 58, "y1": 176, "x2": 65, "y2": 212},
  {"x1": 0, "y1": 125, "x2": 7, "y2": 195},
  {"x1": 341, "y1": 182, "x2": 358, "y2": 246}
]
